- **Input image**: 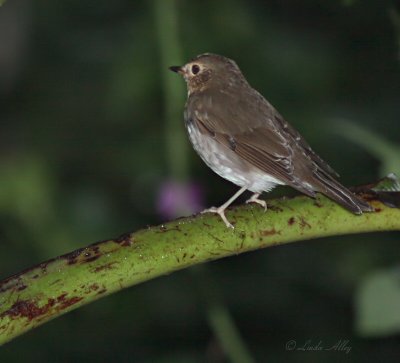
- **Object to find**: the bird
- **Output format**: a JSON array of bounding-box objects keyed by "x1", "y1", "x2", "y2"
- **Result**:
[{"x1": 169, "y1": 53, "x2": 373, "y2": 228}]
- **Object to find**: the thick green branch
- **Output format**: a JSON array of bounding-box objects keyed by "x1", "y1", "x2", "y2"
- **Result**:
[{"x1": 1, "y1": 188, "x2": 399, "y2": 345}]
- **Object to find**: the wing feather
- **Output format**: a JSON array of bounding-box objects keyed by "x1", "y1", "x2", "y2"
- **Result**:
[{"x1": 186, "y1": 89, "x2": 331, "y2": 195}]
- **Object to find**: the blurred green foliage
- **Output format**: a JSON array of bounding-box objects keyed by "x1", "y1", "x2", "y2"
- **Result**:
[
  {"x1": 336, "y1": 120, "x2": 400, "y2": 176},
  {"x1": 0, "y1": 0, "x2": 399, "y2": 361},
  {"x1": 356, "y1": 268, "x2": 400, "y2": 337}
]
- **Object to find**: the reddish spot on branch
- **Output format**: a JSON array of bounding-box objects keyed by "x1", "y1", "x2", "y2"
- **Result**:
[
  {"x1": 268, "y1": 205, "x2": 283, "y2": 212},
  {"x1": 260, "y1": 228, "x2": 278, "y2": 236},
  {"x1": 0, "y1": 294, "x2": 83, "y2": 322},
  {"x1": 156, "y1": 225, "x2": 181, "y2": 233},
  {"x1": 313, "y1": 200, "x2": 323, "y2": 208},
  {"x1": 115, "y1": 233, "x2": 134, "y2": 246},
  {"x1": 65, "y1": 245, "x2": 102, "y2": 265},
  {"x1": 0, "y1": 278, "x2": 27, "y2": 294},
  {"x1": 93, "y1": 262, "x2": 118, "y2": 273},
  {"x1": 87, "y1": 283, "x2": 99, "y2": 292},
  {"x1": 299, "y1": 217, "x2": 311, "y2": 229}
]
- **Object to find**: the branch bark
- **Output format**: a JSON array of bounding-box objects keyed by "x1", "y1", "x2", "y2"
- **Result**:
[{"x1": 1, "y1": 179, "x2": 399, "y2": 346}]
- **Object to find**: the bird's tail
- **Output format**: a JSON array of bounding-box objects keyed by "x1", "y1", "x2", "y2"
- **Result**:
[{"x1": 312, "y1": 169, "x2": 373, "y2": 214}]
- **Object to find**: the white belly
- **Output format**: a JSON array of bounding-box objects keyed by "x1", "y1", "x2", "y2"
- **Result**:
[{"x1": 187, "y1": 123, "x2": 283, "y2": 193}]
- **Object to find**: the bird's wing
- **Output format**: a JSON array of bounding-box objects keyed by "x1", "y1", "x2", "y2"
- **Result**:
[
  {"x1": 272, "y1": 113, "x2": 340, "y2": 178},
  {"x1": 186, "y1": 89, "x2": 338, "y2": 195}
]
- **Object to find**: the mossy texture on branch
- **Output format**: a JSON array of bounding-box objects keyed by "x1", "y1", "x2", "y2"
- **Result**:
[{"x1": 1, "y1": 177, "x2": 400, "y2": 346}]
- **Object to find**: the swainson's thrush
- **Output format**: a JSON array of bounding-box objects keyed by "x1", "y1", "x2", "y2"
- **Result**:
[{"x1": 170, "y1": 53, "x2": 373, "y2": 228}]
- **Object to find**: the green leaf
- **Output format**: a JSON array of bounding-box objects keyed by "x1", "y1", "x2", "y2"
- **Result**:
[
  {"x1": 335, "y1": 120, "x2": 400, "y2": 176},
  {"x1": 372, "y1": 173, "x2": 400, "y2": 192},
  {"x1": 355, "y1": 268, "x2": 400, "y2": 336}
]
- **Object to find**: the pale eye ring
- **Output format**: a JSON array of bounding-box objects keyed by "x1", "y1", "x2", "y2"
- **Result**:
[{"x1": 191, "y1": 64, "x2": 200, "y2": 75}]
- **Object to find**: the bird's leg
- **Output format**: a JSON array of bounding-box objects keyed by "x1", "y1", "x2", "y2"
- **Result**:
[
  {"x1": 246, "y1": 193, "x2": 267, "y2": 211},
  {"x1": 201, "y1": 186, "x2": 247, "y2": 228}
]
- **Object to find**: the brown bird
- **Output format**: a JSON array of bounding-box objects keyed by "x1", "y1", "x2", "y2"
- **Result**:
[{"x1": 169, "y1": 53, "x2": 373, "y2": 228}]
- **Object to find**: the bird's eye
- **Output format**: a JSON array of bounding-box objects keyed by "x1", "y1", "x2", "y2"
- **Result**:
[{"x1": 191, "y1": 64, "x2": 200, "y2": 75}]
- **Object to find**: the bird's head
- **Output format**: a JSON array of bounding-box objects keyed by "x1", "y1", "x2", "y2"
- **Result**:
[{"x1": 169, "y1": 53, "x2": 245, "y2": 93}]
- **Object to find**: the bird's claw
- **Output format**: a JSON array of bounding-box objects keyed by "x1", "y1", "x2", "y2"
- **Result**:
[
  {"x1": 246, "y1": 194, "x2": 267, "y2": 211},
  {"x1": 201, "y1": 206, "x2": 234, "y2": 228}
]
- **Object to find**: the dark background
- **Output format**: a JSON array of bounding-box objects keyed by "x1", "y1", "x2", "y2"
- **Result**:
[{"x1": 0, "y1": 0, "x2": 399, "y2": 361}]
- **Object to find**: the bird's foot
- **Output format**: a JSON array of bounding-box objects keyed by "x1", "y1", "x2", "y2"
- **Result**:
[
  {"x1": 246, "y1": 193, "x2": 267, "y2": 211},
  {"x1": 201, "y1": 206, "x2": 234, "y2": 229}
]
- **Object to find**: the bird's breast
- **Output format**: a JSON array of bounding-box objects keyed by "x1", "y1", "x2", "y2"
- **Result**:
[{"x1": 185, "y1": 120, "x2": 282, "y2": 193}]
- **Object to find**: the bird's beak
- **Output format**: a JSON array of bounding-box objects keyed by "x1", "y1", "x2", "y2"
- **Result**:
[{"x1": 169, "y1": 65, "x2": 183, "y2": 74}]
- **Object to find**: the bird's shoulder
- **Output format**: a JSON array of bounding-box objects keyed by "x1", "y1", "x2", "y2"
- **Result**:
[{"x1": 186, "y1": 86, "x2": 278, "y2": 134}]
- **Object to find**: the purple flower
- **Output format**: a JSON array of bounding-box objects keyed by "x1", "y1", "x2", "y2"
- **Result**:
[{"x1": 157, "y1": 180, "x2": 204, "y2": 220}]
